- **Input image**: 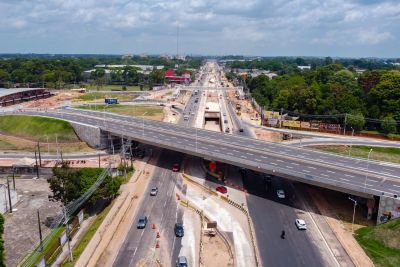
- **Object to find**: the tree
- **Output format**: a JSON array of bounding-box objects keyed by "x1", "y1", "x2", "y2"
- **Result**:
[
  {"x1": 48, "y1": 164, "x2": 123, "y2": 207},
  {"x1": 381, "y1": 116, "x2": 397, "y2": 134},
  {"x1": 346, "y1": 113, "x2": 365, "y2": 131}
]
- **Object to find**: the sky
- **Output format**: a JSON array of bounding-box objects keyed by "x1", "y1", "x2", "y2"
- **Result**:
[{"x1": 0, "y1": 0, "x2": 399, "y2": 57}]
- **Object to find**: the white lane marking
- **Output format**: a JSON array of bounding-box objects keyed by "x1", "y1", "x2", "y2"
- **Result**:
[
  {"x1": 344, "y1": 174, "x2": 355, "y2": 178},
  {"x1": 287, "y1": 166, "x2": 293, "y2": 169},
  {"x1": 303, "y1": 170, "x2": 311, "y2": 173},
  {"x1": 340, "y1": 178, "x2": 350, "y2": 182},
  {"x1": 261, "y1": 156, "x2": 267, "y2": 159},
  {"x1": 308, "y1": 166, "x2": 316, "y2": 170},
  {"x1": 227, "y1": 152, "x2": 233, "y2": 155},
  {"x1": 392, "y1": 184, "x2": 400, "y2": 188},
  {"x1": 326, "y1": 170, "x2": 335, "y2": 174},
  {"x1": 270, "y1": 163, "x2": 277, "y2": 166},
  {"x1": 276, "y1": 159, "x2": 284, "y2": 163},
  {"x1": 241, "y1": 155, "x2": 247, "y2": 159},
  {"x1": 321, "y1": 174, "x2": 329, "y2": 177},
  {"x1": 291, "y1": 163, "x2": 300, "y2": 166},
  {"x1": 246, "y1": 152, "x2": 254, "y2": 156},
  {"x1": 255, "y1": 159, "x2": 261, "y2": 162}
]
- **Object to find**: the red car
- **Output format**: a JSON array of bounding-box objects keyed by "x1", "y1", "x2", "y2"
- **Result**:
[
  {"x1": 172, "y1": 164, "x2": 180, "y2": 172},
  {"x1": 216, "y1": 186, "x2": 227, "y2": 194}
]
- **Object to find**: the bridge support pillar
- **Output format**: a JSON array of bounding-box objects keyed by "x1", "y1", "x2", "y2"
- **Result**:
[{"x1": 376, "y1": 196, "x2": 400, "y2": 224}]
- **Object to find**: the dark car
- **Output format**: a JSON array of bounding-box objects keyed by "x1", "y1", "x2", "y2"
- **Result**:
[
  {"x1": 216, "y1": 186, "x2": 227, "y2": 194},
  {"x1": 137, "y1": 216, "x2": 148, "y2": 229},
  {"x1": 172, "y1": 164, "x2": 180, "y2": 172},
  {"x1": 175, "y1": 223, "x2": 184, "y2": 237}
]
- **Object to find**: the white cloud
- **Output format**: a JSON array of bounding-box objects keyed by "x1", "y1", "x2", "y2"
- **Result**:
[{"x1": 0, "y1": 0, "x2": 399, "y2": 56}]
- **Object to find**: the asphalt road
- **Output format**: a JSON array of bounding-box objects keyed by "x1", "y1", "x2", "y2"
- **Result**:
[{"x1": 113, "y1": 149, "x2": 185, "y2": 266}]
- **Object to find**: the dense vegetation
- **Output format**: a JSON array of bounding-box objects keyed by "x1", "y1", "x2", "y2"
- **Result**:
[
  {"x1": 227, "y1": 58, "x2": 400, "y2": 133},
  {"x1": 0, "y1": 55, "x2": 202, "y2": 88},
  {"x1": 48, "y1": 164, "x2": 129, "y2": 206}
]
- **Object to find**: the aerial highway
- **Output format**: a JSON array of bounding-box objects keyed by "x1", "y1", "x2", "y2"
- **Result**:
[{"x1": 6, "y1": 107, "x2": 399, "y2": 199}]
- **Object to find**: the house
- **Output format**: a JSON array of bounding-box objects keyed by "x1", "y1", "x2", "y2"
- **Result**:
[{"x1": 165, "y1": 70, "x2": 191, "y2": 84}]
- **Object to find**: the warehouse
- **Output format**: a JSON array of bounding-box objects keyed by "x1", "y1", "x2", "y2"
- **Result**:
[{"x1": 0, "y1": 88, "x2": 52, "y2": 107}]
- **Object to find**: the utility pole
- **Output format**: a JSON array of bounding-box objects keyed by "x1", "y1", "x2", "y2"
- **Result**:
[
  {"x1": 60, "y1": 150, "x2": 64, "y2": 163},
  {"x1": 98, "y1": 153, "x2": 101, "y2": 168},
  {"x1": 130, "y1": 146, "x2": 133, "y2": 169},
  {"x1": 37, "y1": 209, "x2": 43, "y2": 251},
  {"x1": 12, "y1": 167, "x2": 16, "y2": 190},
  {"x1": 343, "y1": 113, "x2": 347, "y2": 135},
  {"x1": 7, "y1": 176, "x2": 12, "y2": 213},
  {"x1": 348, "y1": 197, "x2": 357, "y2": 233},
  {"x1": 37, "y1": 142, "x2": 42, "y2": 167},
  {"x1": 34, "y1": 151, "x2": 40, "y2": 179}
]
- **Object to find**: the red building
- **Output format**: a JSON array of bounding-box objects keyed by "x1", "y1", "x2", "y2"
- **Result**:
[{"x1": 165, "y1": 70, "x2": 191, "y2": 84}]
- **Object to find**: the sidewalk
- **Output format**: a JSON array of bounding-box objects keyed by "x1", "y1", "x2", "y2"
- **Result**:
[{"x1": 74, "y1": 151, "x2": 159, "y2": 267}]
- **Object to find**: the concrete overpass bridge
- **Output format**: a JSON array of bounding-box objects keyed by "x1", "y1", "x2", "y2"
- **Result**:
[
  {"x1": 179, "y1": 85, "x2": 243, "y2": 91},
  {"x1": 5, "y1": 108, "x2": 399, "y2": 203}
]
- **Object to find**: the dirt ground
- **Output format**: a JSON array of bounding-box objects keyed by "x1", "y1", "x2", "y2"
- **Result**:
[
  {"x1": 254, "y1": 128, "x2": 282, "y2": 142},
  {"x1": 22, "y1": 91, "x2": 82, "y2": 109},
  {"x1": 2, "y1": 177, "x2": 62, "y2": 267},
  {"x1": 202, "y1": 232, "x2": 234, "y2": 267}
]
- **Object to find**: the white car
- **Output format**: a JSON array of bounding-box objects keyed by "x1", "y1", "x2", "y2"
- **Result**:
[
  {"x1": 150, "y1": 187, "x2": 158, "y2": 196},
  {"x1": 277, "y1": 189, "x2": 285, "y2": 199},
  {"x1": 295, "y1": 219, "x2": 307, "y2": 230}
]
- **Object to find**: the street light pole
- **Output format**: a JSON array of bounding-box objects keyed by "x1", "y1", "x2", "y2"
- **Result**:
[
  {"x1": 348, "y1": 197, "x2": 357, "y2": 233},
  {"x1": 364, "y1": 148, "x2": 373, "y2": 193},
  {"x1": 142, "y1": 112, "x2": 148, "y2": 136},
  {"x1": 348, "y1": 127, "x2": 354, "y2": 156}
]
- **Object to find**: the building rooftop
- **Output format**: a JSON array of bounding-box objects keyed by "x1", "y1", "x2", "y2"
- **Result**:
[{"x1": 0, "y1": 88, "x2": 45, "y2": 98}]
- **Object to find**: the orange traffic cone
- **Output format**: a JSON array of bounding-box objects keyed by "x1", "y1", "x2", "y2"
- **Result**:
[
  {"x1": 157, "y1": 232, "x2": 160, "y2": 238},
  {"x1": 152, "y1": 224, "x2": 156, "y2": 229},
  {"x1": 156, "y1": 240, "x2": 160, "y2": 248}
]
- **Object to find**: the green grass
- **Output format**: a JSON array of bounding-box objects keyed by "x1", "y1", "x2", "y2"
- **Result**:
[
  {"x1": 61, "y1": 205, "x2": 113, "y2": 267},
  {"x1": 0, "y1": 115, "x2": 79, "y2": 142},
  {"x1": 355, "y1": 219, "x2": 400, "y2": 267},
  {"x1": 77, "y1": 104, "x2": 164, "y2": 120},
  {"x1": 84, "y1": 84, "x2": 142, "y2": 91},
  {"x1": 313, "y1": 146, "x2": 400, "y2": 164},
  {"x1": 74, "y1": 92, "x2": 133, "y2": 102},
  {"x1": 0, "y1": 139, "x2": 17, "y2": 150}
]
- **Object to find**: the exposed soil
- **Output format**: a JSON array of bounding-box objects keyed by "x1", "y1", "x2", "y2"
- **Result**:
[{"x1": 202, "y1": 232, "x2": 234, "y2": 267}]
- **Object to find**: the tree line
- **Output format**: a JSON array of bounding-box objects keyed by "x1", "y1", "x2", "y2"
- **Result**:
[
  {"x1": 227, "y1": 60, "x2": 400, "y2": 134},
  {"x1": 0, "y1": 56, "x2": 202, "y2": 88}
]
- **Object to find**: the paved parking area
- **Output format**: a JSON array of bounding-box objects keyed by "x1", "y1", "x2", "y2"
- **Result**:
[{"x1": 2, "y1": 176, "x2": 62, "y2": 267}]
